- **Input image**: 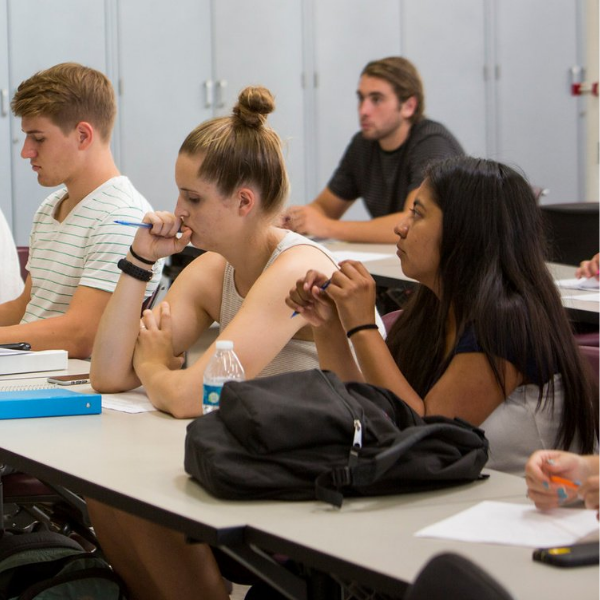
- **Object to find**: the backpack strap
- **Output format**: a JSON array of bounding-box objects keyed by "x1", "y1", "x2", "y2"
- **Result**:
[
  {"x1": 0, "y1": 531, "x2": 83, "y2": 563},
  {"x1": 315, "y1": 420, "x2": 488, "y2": 508}
]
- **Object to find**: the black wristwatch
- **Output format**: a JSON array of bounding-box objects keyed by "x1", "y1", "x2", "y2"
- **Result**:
[{"x1": 117, "y1": 258, "x2": 153, "y2": 282}]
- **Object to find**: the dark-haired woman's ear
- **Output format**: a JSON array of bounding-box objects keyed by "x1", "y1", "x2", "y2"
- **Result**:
[{"x1": 237, "y1": 187, "x2": 256, "y2": 216}]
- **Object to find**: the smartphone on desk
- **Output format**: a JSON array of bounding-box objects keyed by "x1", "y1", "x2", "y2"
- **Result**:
[
  {"x1": 47, "y1": 373, "x2": 90, "y2": 386},
  {"x1": 533, "y1": 541, "x2": 599, "y2": 568},
  {"x1": 0, "y1": 342, "x2": 31, "y2": 351}
]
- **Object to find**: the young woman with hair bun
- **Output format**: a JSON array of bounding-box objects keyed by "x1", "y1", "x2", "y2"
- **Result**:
[
  {"x1": 87, "y1": 86, "x2": 339, "y2": 600},
  {"x1": 91, "y1": 85, "x2": 338, "y2": 417}
]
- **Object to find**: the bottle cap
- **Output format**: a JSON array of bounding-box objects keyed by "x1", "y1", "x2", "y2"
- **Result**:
[{"x1": 216, "y1": 340, "x2": 234, "y2": 351}]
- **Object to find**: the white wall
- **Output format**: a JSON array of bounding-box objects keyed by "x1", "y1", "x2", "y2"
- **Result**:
[{"x1": 585, "y1": 0, "x2": 599, "y2": 201}]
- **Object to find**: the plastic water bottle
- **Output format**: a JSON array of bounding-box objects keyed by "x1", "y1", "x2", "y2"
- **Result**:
[{"x1": 202, "y1": 340, "x2": 245, "y2": 415}]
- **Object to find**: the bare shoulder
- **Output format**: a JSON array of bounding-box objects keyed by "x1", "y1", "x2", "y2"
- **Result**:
[
  {"x1": 172, "y1": 251, "x2": 226, "y2": 285},
  {"x1": 269, "y1": 240, "x2": 337, "y2": 276},
  {"x1": 164, "y1": 251, "x2": 226, "y2": 315}
]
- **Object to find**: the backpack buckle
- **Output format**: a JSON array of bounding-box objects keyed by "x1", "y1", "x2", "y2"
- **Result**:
[{"x1": 331, "y1": 466, "x2": 352, "y2": 487}]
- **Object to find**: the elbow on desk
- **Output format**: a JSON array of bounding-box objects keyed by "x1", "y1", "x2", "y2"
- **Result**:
[
  {"x1": 148, "y1": 390, "x2": 202, "y2": 419},
  {"x1": 90, "y1": 368, "x2": 136, "y2": 394},
  {"x1": 167, "y1": 402, "x2": 202, "y2": 420}
]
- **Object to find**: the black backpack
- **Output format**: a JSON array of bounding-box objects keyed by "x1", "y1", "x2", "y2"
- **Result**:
[
  {"x1": 0, "y1": 530, "x2": 127, "y2": 600},
  {"x1": 184, "y1": 369, "x2": 489, "y2": 507}
]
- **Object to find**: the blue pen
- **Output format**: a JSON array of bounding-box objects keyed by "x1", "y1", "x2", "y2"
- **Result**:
[
  {"x1": 291, "y1": 280, "x2": 331, "y2": 318},
  {"x1": 114, "y1": 220, "x2": 152, "y2": 229}
]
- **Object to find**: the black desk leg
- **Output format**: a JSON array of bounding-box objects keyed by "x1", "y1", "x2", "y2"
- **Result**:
[{"x1": 217, "y1": 542, "x2": 344, "y2": 600}]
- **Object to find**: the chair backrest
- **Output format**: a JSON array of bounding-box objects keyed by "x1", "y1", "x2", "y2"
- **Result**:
[
  {"x1": 382, "y1": 309, "x2": 403, "y2": 334},
  {"x1": 574, "y1": 331, "x2": 599, "y2": 347},
  {"x1": 539, "y1": 202, "x2": 599, "y2": 266},
  {"x1": 405, "y1": 553, "x2": 514, "y2": 600},
  {"x1": 16, "y1": 246, "x2": 29, "y2": 282}
]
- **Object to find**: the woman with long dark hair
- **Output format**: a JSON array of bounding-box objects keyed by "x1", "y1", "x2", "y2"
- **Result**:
[{"x1": 287, "y1": 156, "x2": 598, "y2": 474}]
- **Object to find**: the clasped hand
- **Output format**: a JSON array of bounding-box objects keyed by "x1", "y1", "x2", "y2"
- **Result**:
[
  {"x1": 133, "y1": 303, "x2": 185, "y2": 375},
  {"x1": 285, "y1": 260, "x2": 377, "y2": 332},
  {"x1": 525, "y1": 450, "x2": 599, "y2": 519},
  {"x1": 280, "y1": 205, "x2": 332, "y2": 238}
]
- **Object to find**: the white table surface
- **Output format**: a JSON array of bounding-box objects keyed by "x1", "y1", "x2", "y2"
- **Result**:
[{"x1": 0, "y1": 365, "x2": 597, "y2": 599}]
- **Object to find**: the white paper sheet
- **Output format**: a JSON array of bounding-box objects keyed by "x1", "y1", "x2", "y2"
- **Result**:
[
  {"x1": 557, "y1": 277, "x2": 600, "y2": 290},
  {"x1": 561, "y1": 292, "x2": 600, "y2": 304},
  {"x1": 331, "y1": 251, "x2": 394, "y2": 263},
  {"x1": 102, "y1": 389, "x2": 157, "y2": 414},
  {"x1": 415, "y1": 501, "x2": 599, "y2": 547}
]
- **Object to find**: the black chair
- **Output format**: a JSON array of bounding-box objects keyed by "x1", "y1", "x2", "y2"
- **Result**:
[
  {"x1": 540, "y1": 202, "x2": 599, "y2": 266},
  {"x1": 0, "y1": 469, "x2": 97, "y2": 550},
  {"x1": 16, "y1": 246, "x2": 29, "y2": 282},
  {"x1": 404, "y1": 553, "x2": 514, "y2": 600}
]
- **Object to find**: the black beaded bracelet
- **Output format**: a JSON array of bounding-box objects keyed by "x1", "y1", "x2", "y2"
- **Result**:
[
  {"x1": 346, "y1": 323, "x2": 379, "y2": 339},
  {"x1": 129, "y1": 245, "x2": 155, "y2": 266},
  {"x1": 117, "y1": 258, "x2": 153, "y2": 282}
]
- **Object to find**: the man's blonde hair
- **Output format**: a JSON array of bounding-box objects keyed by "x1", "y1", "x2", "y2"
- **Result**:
[{"x1": 11, "y1": 62, "x2": 116, "y2": 141}]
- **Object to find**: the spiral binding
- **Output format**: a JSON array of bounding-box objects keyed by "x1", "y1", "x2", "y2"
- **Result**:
[{"x1": 0, "y1": 382, "x2": 58, "y2": 392}]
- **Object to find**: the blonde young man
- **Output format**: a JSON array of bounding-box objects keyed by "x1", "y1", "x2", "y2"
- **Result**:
[
  {"x1": 284, "y1": 56, "x2": 464, "y2": 243},
  {"x1": 1, "y1": 63, "x2": 161, "y2": 358}
]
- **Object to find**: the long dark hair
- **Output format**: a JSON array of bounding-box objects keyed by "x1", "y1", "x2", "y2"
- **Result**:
[{"x1": 387, "y1": 156, "x2": 598, "y2": 453}]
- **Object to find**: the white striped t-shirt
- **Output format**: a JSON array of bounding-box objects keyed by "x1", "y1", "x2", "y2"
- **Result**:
[{"x1": 22, "y1": 176, "x2": 162, "y2": 323}]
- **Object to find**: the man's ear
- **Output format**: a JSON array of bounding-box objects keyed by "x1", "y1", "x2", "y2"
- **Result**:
[
  {"x1": 237, "y1": 187, "x2": 256, "y2": 216},
  {"x1": 400, "y1": 96, "x2": 417, "y2": 120},
  {"x1": 76, "y1": 122, "x2": 94, "y2": 149}
]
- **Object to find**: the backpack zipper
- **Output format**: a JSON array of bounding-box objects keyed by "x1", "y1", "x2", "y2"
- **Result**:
[{"x1": 318, "y1": 371, "x2": 363, "y2": 465}]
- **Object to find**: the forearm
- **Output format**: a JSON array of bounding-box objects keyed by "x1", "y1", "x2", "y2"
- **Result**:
[
  {"x1": 313, "y1": 320, "x2": 363, "y2": 381},
  {"x1": 324, "y1": 213, "x2": 403, "y2": 243},
  {"x1": 349, "y1": 329, "x2": 424, "y2": 414},
  {"x1": 137, "y1": 358, "x2": 205, "y2": 419},
  {"x1": 0, "y1": 298, "x2": 27, "y2": 326},
  {"x1": 90, "y1": 272, "x2": 147, "y2": 392},
  {"x1": 0, "y1": 316, "x2": 96, "y2": 358}
]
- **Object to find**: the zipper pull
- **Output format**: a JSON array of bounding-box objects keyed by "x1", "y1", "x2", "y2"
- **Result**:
[
  {"x1": 352, "y1": 419, "x2": 363, "y2": 448},
  {"x1": 349, "y1": 419, "x2": 362, "y2": 467}
]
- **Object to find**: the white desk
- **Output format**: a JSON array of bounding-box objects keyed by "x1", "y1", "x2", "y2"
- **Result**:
[
  {"x1": 0, "y1": 367, "x2": 597, "y2": 599},
  {"x1": 0, "y1": 358, "x2": 91, "y2": 382},
  {"x1": 321, "y1": 241, "x2": 599, "y2": 323},
  {"x1": 177, "y1": 243, "x2": 598, "y2": 321}
]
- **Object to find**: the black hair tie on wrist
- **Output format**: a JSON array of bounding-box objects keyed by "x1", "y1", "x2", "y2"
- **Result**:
[
  {"x1": 129, "y1": 245, "x2": 155, "y2": 266},
  {"x1": 346, "y1": 323, "x2": 379, "y2": 339}
]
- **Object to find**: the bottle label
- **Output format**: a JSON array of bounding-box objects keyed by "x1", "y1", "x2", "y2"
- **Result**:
[{"x1": 202, "y1": 383, "x2": 222, "y2": 413}]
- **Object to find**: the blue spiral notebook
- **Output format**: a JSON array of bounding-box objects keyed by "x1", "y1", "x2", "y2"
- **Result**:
[{"x1": 0, "y1": 388, "x2": 101, "y2": 419}]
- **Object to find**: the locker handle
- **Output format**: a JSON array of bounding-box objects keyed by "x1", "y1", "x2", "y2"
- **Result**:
[
  {"x1": 216, "y1": 80, "x2": 227, "y2": 108},
  {"x1": 204, "y1": 80, "x2": 214, "y2": 109},
  {"x1": 1, "y1": 89, "x2": 8, "y2": 117}
]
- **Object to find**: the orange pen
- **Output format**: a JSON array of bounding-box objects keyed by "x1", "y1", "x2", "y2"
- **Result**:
[{"x1": 549, "y1": 475, "x2": 580, "y2": 490}]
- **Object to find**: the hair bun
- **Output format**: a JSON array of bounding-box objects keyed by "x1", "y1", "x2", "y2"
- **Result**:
[{"x1": 233, "y1": 86, "x2": 275, "y2": 129}]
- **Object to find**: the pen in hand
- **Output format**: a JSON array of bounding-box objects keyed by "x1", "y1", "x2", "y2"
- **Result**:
[
  {"x1": 114, "y1": 220, "x2": 153, "y2": 229},
  {"x1": 291, "y1": 280, "x2": 331, "y2": 318},
  {"x1": 549, "y1": 475, "x2": 581, "y2": 490}
]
